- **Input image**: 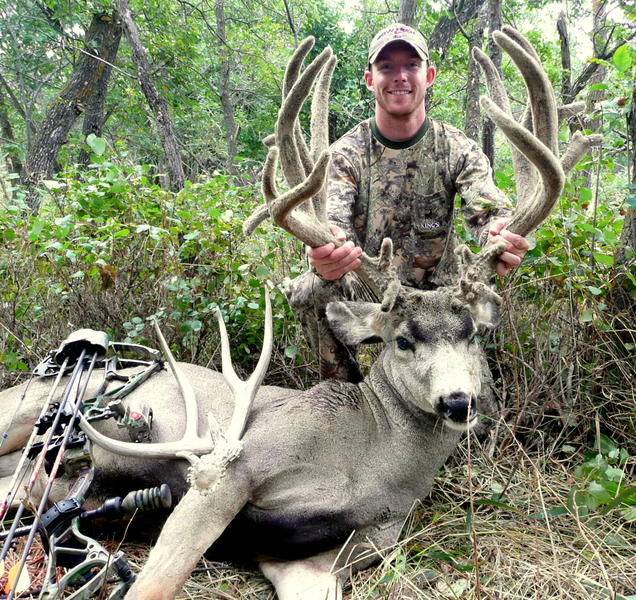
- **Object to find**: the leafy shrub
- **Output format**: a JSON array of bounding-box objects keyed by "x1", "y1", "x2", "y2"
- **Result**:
[
  {"x1": 568, "y1": 435, "x2": 636, "y2": 522},
  {"x1": 0, "y1": 160, "x2": 314, "y2": 390}
]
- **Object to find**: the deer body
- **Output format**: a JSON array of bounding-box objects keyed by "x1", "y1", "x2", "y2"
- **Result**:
[{"x1": 0, "y1": 289, "x2": 475, "y2": 598}]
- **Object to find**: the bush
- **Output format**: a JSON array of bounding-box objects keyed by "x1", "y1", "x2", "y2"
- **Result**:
[{"x1": 0, "y1": 162, "x2": 316, "y2": 390}]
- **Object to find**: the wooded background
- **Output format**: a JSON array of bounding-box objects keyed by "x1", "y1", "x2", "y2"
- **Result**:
[
  {"x1": 1, "y1": 0, "x2": 634, "y2": 423},
  {"x1": 0, "y1": 0, "x2": 634, "y2": 596}
]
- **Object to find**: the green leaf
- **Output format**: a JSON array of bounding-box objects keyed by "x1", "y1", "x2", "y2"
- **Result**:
[
  {"x1": 494, "y1": 170, "x2": 513, "y2": 188},
  {"x1": 528, "y1": 507, "x2": 569, "y2": 520},
  {"x1": 621, "y1": 506, "x2": 636, "y2": 522},
  {"x1": 255, "y1": 265, "x2": 269, "y2": 278},
  {"x1": 605, "y1": 467, "x2": 625, "y2": 481},
  {"x1": 182, "y1": 320, "x2": 202, "y2": 332},
  {"x1": 114, "y1": 228, "x2": 130, "y2": 239},
  {"x1": 587, "y1": 481, "x2": 612, "y2": 504},
  {"x1": 284, "y1": 345, "x2": 297, "y2": 359},
  {"x1": 2, "y1": 228, "x2": 17, "y2": 242},
  {"x1": 42, "y1": 179, "x2": 64, "y2": 190},
  {"x1": 612, "y1": 44, "x2": 632, "y2": 73},
  {"x1": 587, "y1": 286, "x2": 603, "y2": 295},
  {"x1": 86, "y1": 134, "x2": 107, "y2": 156},
  {"x1": 593, "y1": 252, "x2": 614, "y2": 266},
  {"x1": 588, "y1": 83, "x2": 608, "y2": 91},
  {"x1": 473, "y1": 498, "x2": 525, "y2": 516},
  {"x1": 579, "y1": 308, "x2": 594, "y2": 323}
]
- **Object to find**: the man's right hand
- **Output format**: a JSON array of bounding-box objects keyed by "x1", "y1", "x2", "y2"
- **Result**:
[{"x1": 306, "y1": 225, "x2": 363, "y2": 280}]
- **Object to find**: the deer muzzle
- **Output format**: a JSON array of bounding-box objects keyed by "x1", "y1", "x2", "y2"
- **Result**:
[{"x1": 436, "y1": 392, "x2": 477, "y2": 428}]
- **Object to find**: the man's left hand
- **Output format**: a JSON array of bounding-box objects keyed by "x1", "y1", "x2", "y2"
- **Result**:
[{"x1": 488, "y1": 218, "x2": 530, "y2": 277}]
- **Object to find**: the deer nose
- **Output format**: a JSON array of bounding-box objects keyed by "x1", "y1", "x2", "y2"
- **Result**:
[{"x1": 438, "y1": 392, "x2": 475, "y2": 423}]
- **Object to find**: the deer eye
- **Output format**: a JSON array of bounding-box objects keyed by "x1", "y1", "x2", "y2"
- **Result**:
[{"x1": 395, "y1": 336, "x2": 414, "y2": 351}]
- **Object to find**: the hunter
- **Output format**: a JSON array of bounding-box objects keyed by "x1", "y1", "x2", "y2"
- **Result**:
[{"x1": 286, "y1": 23, "x2": 529, "y2": 383}]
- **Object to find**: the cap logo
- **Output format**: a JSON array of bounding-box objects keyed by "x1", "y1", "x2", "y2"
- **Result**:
[{"x1": 368, "y1": 23, "x2": 429, "y2": 64}]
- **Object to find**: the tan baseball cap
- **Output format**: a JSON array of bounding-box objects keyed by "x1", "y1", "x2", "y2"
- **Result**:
[{"x1": 368, "y1": 23, "x2": 429, "y2": 64}]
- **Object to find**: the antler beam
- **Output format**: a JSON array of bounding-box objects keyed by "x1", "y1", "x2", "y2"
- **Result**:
[
  {"x1": 79, "y1": 294, "x2": 273, "y2": 459},
  {"x1": 455, "y1": 28, "x2": 602, "y2": 313}
]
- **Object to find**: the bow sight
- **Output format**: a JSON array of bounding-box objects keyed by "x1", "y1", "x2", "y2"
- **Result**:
[{"x1": 0, "y1": 329, "x2": 172, "y2": 599}]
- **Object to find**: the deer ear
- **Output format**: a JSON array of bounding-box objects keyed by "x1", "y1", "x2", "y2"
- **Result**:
[
  {"x1": 326, "y1": 301, "x2": 385, "y2": 345},
  {"x1": 470, "y1": 300, "x2": 501, "y2": 334}
]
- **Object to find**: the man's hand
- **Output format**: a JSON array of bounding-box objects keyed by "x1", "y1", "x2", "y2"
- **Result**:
[
  {"x1": 488, "y1": 218, "x2": 530, "y2": 277},
  {"x1": 306, "y1": 225, "x2": 362, "y2": 280}
]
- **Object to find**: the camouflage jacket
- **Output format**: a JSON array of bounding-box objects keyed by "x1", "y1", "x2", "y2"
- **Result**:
[{"x1": 328, "y1": 118, "x2": 511, "y2": 287}]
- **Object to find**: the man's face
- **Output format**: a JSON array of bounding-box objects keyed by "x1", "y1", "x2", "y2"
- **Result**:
[{"x1": 364, "y1": 41, "x2": 436, "y2": 120}]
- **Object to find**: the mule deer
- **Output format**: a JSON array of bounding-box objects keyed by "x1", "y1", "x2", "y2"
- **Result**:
[{"x1": 0, "y1": 29, "x2": 600, "y2": 600}]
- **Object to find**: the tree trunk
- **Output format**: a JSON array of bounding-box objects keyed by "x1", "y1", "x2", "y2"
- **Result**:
[
  {"x1": 585, "y1": 0, "x2": 609, "y2": 124},
  {"x1": 464, "y1": 5, "x2": 487, "y2": 142},
  {"x1": 556, "y1": 11, "x2": 572, "y2": 106},
  {"x1": 215, "y1": 0, "x2": 239, "y2": 175},
  {"x1": 77, "y1": 15, "x2": 123, "y2": 167},
  {"x1": 398, "y1": 0, "x2": 417, "y2": 27},
  {"x1": 610, "y1": 70, "x2": 635, "y2": 316},
  {"x1": 583, "y1": 0, "x2": 609, "y2": 214},
  {"x1": 481, "y1": 0, "x2": 502, "y2": 169},
  {"x1": 427, "y1": 0, "x2": 482, "y2": 62},
  {"x1": 0, "y1": 88, "x2": 22, "y2": 176},
  {"x1": 616, "y1": 71, "x2": 635, "y2": 269},
  {"x1": 425, "y1": 0, "x2": 482, "y2": 108},
  {"x1": 21, "y1": 12, "x2": 122, "y2": 211},
  {"x1": 117, "y1": 0, "x2": 185, "y2": 191},
  {"x1": 281, "y1": 0, "x2": 298, "y2": 46}
]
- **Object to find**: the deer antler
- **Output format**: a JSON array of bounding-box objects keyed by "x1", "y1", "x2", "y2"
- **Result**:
[
  {"x1": 78, "y1": 293, "x2": 273, "y2": 460},
  {"x1": 454, "y1": 28, "x2": 602, "y2": 321},
  {"x1": 472, "y1": 27, "x2": 602, "y2": 235},
  {"x1": 244, "y1": 37, "x2": 400, "y2": 306}
]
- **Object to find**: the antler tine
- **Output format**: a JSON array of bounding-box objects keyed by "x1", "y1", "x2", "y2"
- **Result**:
[
  {"x1": 310, "y1": 55, "x2": 337, "y2": 224},
  {"x1": 268, "y1": 151, "x2": 334, "y2": 245},
  {"x1": 218, "y1": 290, "x2": 273, "y2": 441},
  {"x1": 277, "y1": 46, "x2": 333, "y2": 189},
  {"x1": 242, "y1": 140, "x2": 280, "y2": 236},
  {"x1": 561, "y1": 131, "x2": 603, "y2": 173},
  {"x1": 493, "y1": 29, "x2": 559, "y2": 157},
  {"x1": 248, "y1": 38, "x2": 401, "y2": 302},
  {"x1": 78, "y1": 295, "x2": 274, "y2": 459},
  {"x1": 284, "y1": 38, "x2": 317, "y2": 180},
  {"x1": 283, "y1": 37, "x2": 315, "y2": 98},
  {"x1": 310, "y1": 55, "x2": 337, "y2": 160},
  {"x1": 559, "y1": 101, "x2": 586, "y2": 122},
  {"x1": 480, "y1": 97, "x2": 564, "y2": 236},
  {"x1": 473, "y1": 47, "x2": 536, "y2": 203},
  {"x1": 79, "y1": 322, "x2": 215, "y2": 459},
  {"x1": 500, "y1": 25, "x2": 540, "y2": 63},
  {"x1": 477, "y1": 28, "x2": 564, "y2": 236}
]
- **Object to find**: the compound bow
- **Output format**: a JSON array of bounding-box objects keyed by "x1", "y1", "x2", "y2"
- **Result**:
[{"x1": 0, "y1": 329, "x2": 172, "y2": 599}]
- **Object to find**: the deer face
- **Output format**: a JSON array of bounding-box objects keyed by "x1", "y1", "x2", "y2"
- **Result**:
[{"x1": 326, "y1": 288, "x2": 492, "y2": 430}]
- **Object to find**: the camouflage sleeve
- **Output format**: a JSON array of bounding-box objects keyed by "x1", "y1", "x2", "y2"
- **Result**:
[
  {"x1": 448, "y1": 129, "x2": 512, "y2": 245},
  {"x1": 326, "y1": 151, "x2": 360, "y2": 244}
]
